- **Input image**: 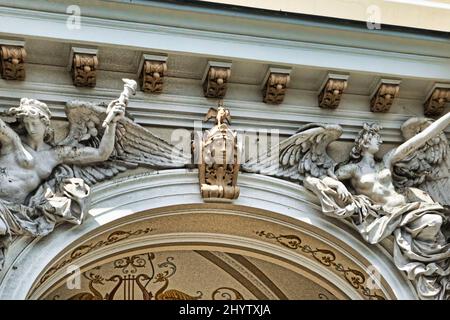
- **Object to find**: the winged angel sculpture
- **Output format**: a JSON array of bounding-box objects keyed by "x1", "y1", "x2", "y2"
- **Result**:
[
  {"x1": 0, "y1": 79, "x2": 188, "y2": 270},
  {"x1": 243, "y1": 113, "x2": 450, "y2": 300}
]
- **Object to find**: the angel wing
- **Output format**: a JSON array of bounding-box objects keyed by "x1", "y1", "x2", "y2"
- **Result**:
[
  {"x1": 393, "y1": 117, "x2": 450, "y2": 206},
  {"x1": 57, "y1": 100, "x2": 190, "y2": 185},
  {"x1": 242, "y1": 123, "x2": 343, "y2": 182}
]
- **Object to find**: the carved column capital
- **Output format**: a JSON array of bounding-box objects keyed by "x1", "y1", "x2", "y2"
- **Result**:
[
  {"x1": 262, "y1": 67, "x2": 291, "y2": 104},
  {"x1": 139, "y1": 54, "x2": 167, "y2": 93},
  {"x1": 318, "y1": 74, "x2": 349, "y2": 109},
  {"x1": 423, "y1": 84, "x2": 450, "y2": 116},
  {"x1": 196, "y1": 101, "x2": 240, "y2": 202},
  {"x1": 370, "y1": 79, "x2": 401, "y2": 113},
  {"x1": 202, "y1": 61, "x2": 232, "y2": 98},
  {"x1": 69, "y1": 47, "x2": 98, "y2": 87},
  {"x1": 0, "y1": 40, "x2": 26, "y2": 80}
]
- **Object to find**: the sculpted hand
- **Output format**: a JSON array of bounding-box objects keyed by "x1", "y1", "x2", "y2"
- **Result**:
[
  {"x1": 106, "y1": 99, "x2": 126, "y2": 124},
  {"x1": 336, "y1": 182, "x2": 352, "y2": 203}
]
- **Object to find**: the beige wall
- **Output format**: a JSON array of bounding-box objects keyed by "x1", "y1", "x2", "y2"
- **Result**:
[{"x1": 201, "y1": 0, "x2": 450, "y2": 32}]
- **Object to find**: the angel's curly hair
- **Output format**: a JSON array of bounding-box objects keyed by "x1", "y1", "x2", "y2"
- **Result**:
[
  {"x1": 350, "y1": 122, "x2": 382, "y2": 162},
  {"x1": 9, "y1": 98, "x2": 54, "y2": 144}
]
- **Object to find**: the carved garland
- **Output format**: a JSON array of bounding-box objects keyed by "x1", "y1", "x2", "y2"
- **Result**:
[
  {"x1": 318, "y1": 76, "x2": 348, "y2": 109},
  {"x1": 72, "y1": 53, "x2": 99, "y2": 87},
  {"x1": 255, "y1": 230, "x2": 385, "y2": 300},
  {"x1": 141, "y1": 59, "x2": 167, "y2": 93},
  {"x1": 424, "y1": 86, "x2": 450, "y2": 116},
  {"x1": 202, "y1": 62, "x2": 232, "y2": 98},
  {"x1": 370, "y1": 81, "x2": 400, "y2": 113},
  {"x1": 0, "y1": 45, "x2": 26, "y2": 80},
  {"x1": 37, "y1": 228, "x2": 153, "y2": 286},
  {"x1": 262, "y1": 71, "x2": 290, "y2": 104}
]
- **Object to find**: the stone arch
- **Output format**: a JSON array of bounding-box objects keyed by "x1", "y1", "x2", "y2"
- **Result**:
[{"x1": 0, "y1": 169, "x2": 416, "y2": 299}]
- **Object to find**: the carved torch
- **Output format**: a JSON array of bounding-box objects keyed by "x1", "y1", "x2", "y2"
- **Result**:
[{"x1": 102, "y1": 78, "x2": 137, "y2": 128}]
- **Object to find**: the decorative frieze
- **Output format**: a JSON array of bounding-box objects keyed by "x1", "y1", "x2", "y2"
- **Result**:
[
  {"x1": 202, "y1": 61, "x2": 232, "y2": 98},
  {"x1": 69, "y1": 47, "x2": 98, "y2": 87},
  {"x1": 370, "y1": 79, "x2": 401, "y2": 113},
  {"x1": 318, "y1": 73, "x2": 349, "y2": 109},
  {"x1": 196, "y1": 101, "x2": 240, "y2": 202},
  {"x1": 262, "y1": 67, "x2": 291, "y2": 104},
  {"x1": 423, "y1": 83, "x2": 450, "y2": 116},
  {"x1": 0, "y1": 40, "x2": 26, "y2": 80},
  {"x1": 139, "y1": 54, "x2": 168, "y2": 93}
]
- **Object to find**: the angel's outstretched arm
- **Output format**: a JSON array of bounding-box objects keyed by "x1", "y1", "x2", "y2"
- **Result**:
[
  {"x1": 389, "y1": 112, "x2": 450, "y2": 166},
  {"x1": 0, "y1": 117, "x2": 23, "y2": 154},
  {"x1": 55, "y1": 121, "x2": 117, "y2": 165},
  {"x1": 55, "y1": 102, "x2": 124, "y2": 165}
]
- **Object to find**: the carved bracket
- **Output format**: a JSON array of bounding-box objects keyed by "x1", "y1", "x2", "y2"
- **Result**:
[
  {"x1": 318, "y1": 74, "x2": 349, "y2": 109},
  {"x1": 0, "y1": 40, "x2": 26, "y2": 80},
  {"x1": 195, "y1": 101, "x2": 240, "y2": 202},
  {"x1": 202, "y1": 61, "x2": 232, "y2": 98},
  {"x1": 370, "y1": 79, "x2": 401, "y2": 113},
  {"x1": 262, "y1": 67, "x2": 291, "y2": 104},
  {"x1": 69, "y1": 47, "x2": 98, "y2": 87},
  {"x1": 138, "y1": 54, "x2": 168, "y2": 93},
  {"x1": 423, "y1": 83, "x2": 450, "y2": 116}
]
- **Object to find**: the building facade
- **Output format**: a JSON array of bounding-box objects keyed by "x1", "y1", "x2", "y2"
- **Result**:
[{"x1": 0, "y1": 0, "x2": 449, "y2": 300}]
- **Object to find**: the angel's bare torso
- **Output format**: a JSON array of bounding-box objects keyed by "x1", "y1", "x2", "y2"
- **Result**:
[
  {"x1": 339, "y1": 160, "x2": 406, "y2": 208},
  {"x1": 0, "y1": 142, "x2": 58, "y2": 204},
  {"x1": 0, "y1": 101, "x2": 124, "y2": 205}
]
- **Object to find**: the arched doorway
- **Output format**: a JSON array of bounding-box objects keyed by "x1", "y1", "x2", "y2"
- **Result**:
[{"x1": 0, "y1": 170, "x2": 416, "y2": 299}]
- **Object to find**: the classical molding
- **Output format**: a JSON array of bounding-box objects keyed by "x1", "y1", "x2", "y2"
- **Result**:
[
  {"x1": 138, "y1": 54, "x2": 168, "y2": 93},
  {"x1": 196, "y1": 102, "x2": 240, "y2": 201},
  {"x1": 0, "y1": 80, "x2": 436, "y2": 143},
  {"x1": 261, "y1": 67, "x2": 291, "y2": 104},
  {"x1": 0, "y1": 170, "x2": 414, "y2": 300},
  {"x1": 0, "y1": 40, "x2": 26, "y2": 80},
  {"x1": 370, "y1": 79, "x2": 401, "y2": 113},
  {"x1": 202, "y1": 61, "x2": 232, "y2": 98},
  {"x1": 423, "y1": 83, "x2": 450, "y2": 116},
  {"x1": 318, "y1": 74, "x2": 348, "y2": 109},
  {"x1": 69, "y1": 47, "x2": 98, "y2": 87},
  {"x1": 1, "y1": 6, "x2": 450, "y2": 83}
]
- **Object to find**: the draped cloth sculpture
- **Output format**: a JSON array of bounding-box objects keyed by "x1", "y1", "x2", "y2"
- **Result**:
[
  {"x1": 243, "y1": 113, "x2": 450, "y2": 300},
  {"x1": 0, "y1": 79, "x2": 189, "y2": 270}
]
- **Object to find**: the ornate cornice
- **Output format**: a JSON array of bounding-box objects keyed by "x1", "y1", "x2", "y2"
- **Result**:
[
  {"x1": 202, "y1": 61, "x2": 232, "y2": 98},
  {"x1": 139, "y1": 54, "x2": 167, "y2": 93},
  {"x1": 423, "y1": 83, "x2": 450, "y2": 116},
  {"x1": 0, "y1": 41, "x2": 26, "y2": 81},
  {"x1": 262, "y1": 67, "x2": 291, "y2": 104},
  {"x1": 370, "y1": 79, "x2": 401, "y2": 113},
  {"x1": 318, "y1": 74, "x2": 348, "y2": 109}
]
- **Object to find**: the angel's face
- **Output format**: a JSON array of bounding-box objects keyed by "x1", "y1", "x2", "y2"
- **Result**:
[
  {"x1": 23, "y1": 115, "x2": 46, "y2": 141},
  {"x1": 366, "y1": 134, "x2": 382, "y2": 154}
]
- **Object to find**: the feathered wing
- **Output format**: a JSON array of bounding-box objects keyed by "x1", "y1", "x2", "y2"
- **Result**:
[
  {"x1": 56, "y1": 100, "x2": 190, "y2": 185},
  {"x1": 393, "y1": 117, "x2": 450, "y2": 206},
  {"x1": 242, "y1": 123, "x2": 343, "y2": 182}
]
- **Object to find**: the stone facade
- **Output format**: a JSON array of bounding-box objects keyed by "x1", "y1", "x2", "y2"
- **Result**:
[{"x1": 0, "y1": 0, "x2": 449, "y2": 301}]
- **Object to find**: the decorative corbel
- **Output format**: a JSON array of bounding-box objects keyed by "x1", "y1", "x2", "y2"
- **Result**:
[
  {"x1": 262, "y1": 67, "x2": 291, "y2": 104},
  {"x1": 370, "y1": 79, "x2": 401, "y2": 113},
  {"x1": 423, "y1": 83, "x2": 450, "y2": 116},
  {"x1": 69, "y1": 47, "x2": 98, "y2": 87},
  {"x1": 202, "y1": 61, "x2": 232, "y2": 98},
  {"x1": 318, "y1": 73, "x2": 349, "y2": 109},
  {"x1": 195, "y1": 100, "x2": 240, "y2": 202},
  {"x1": 0, "y1": 40, "x2": 26, "y2": 80},
  {"x1": 138, "y1": 54, "x2": 167, "y2": 93}
]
